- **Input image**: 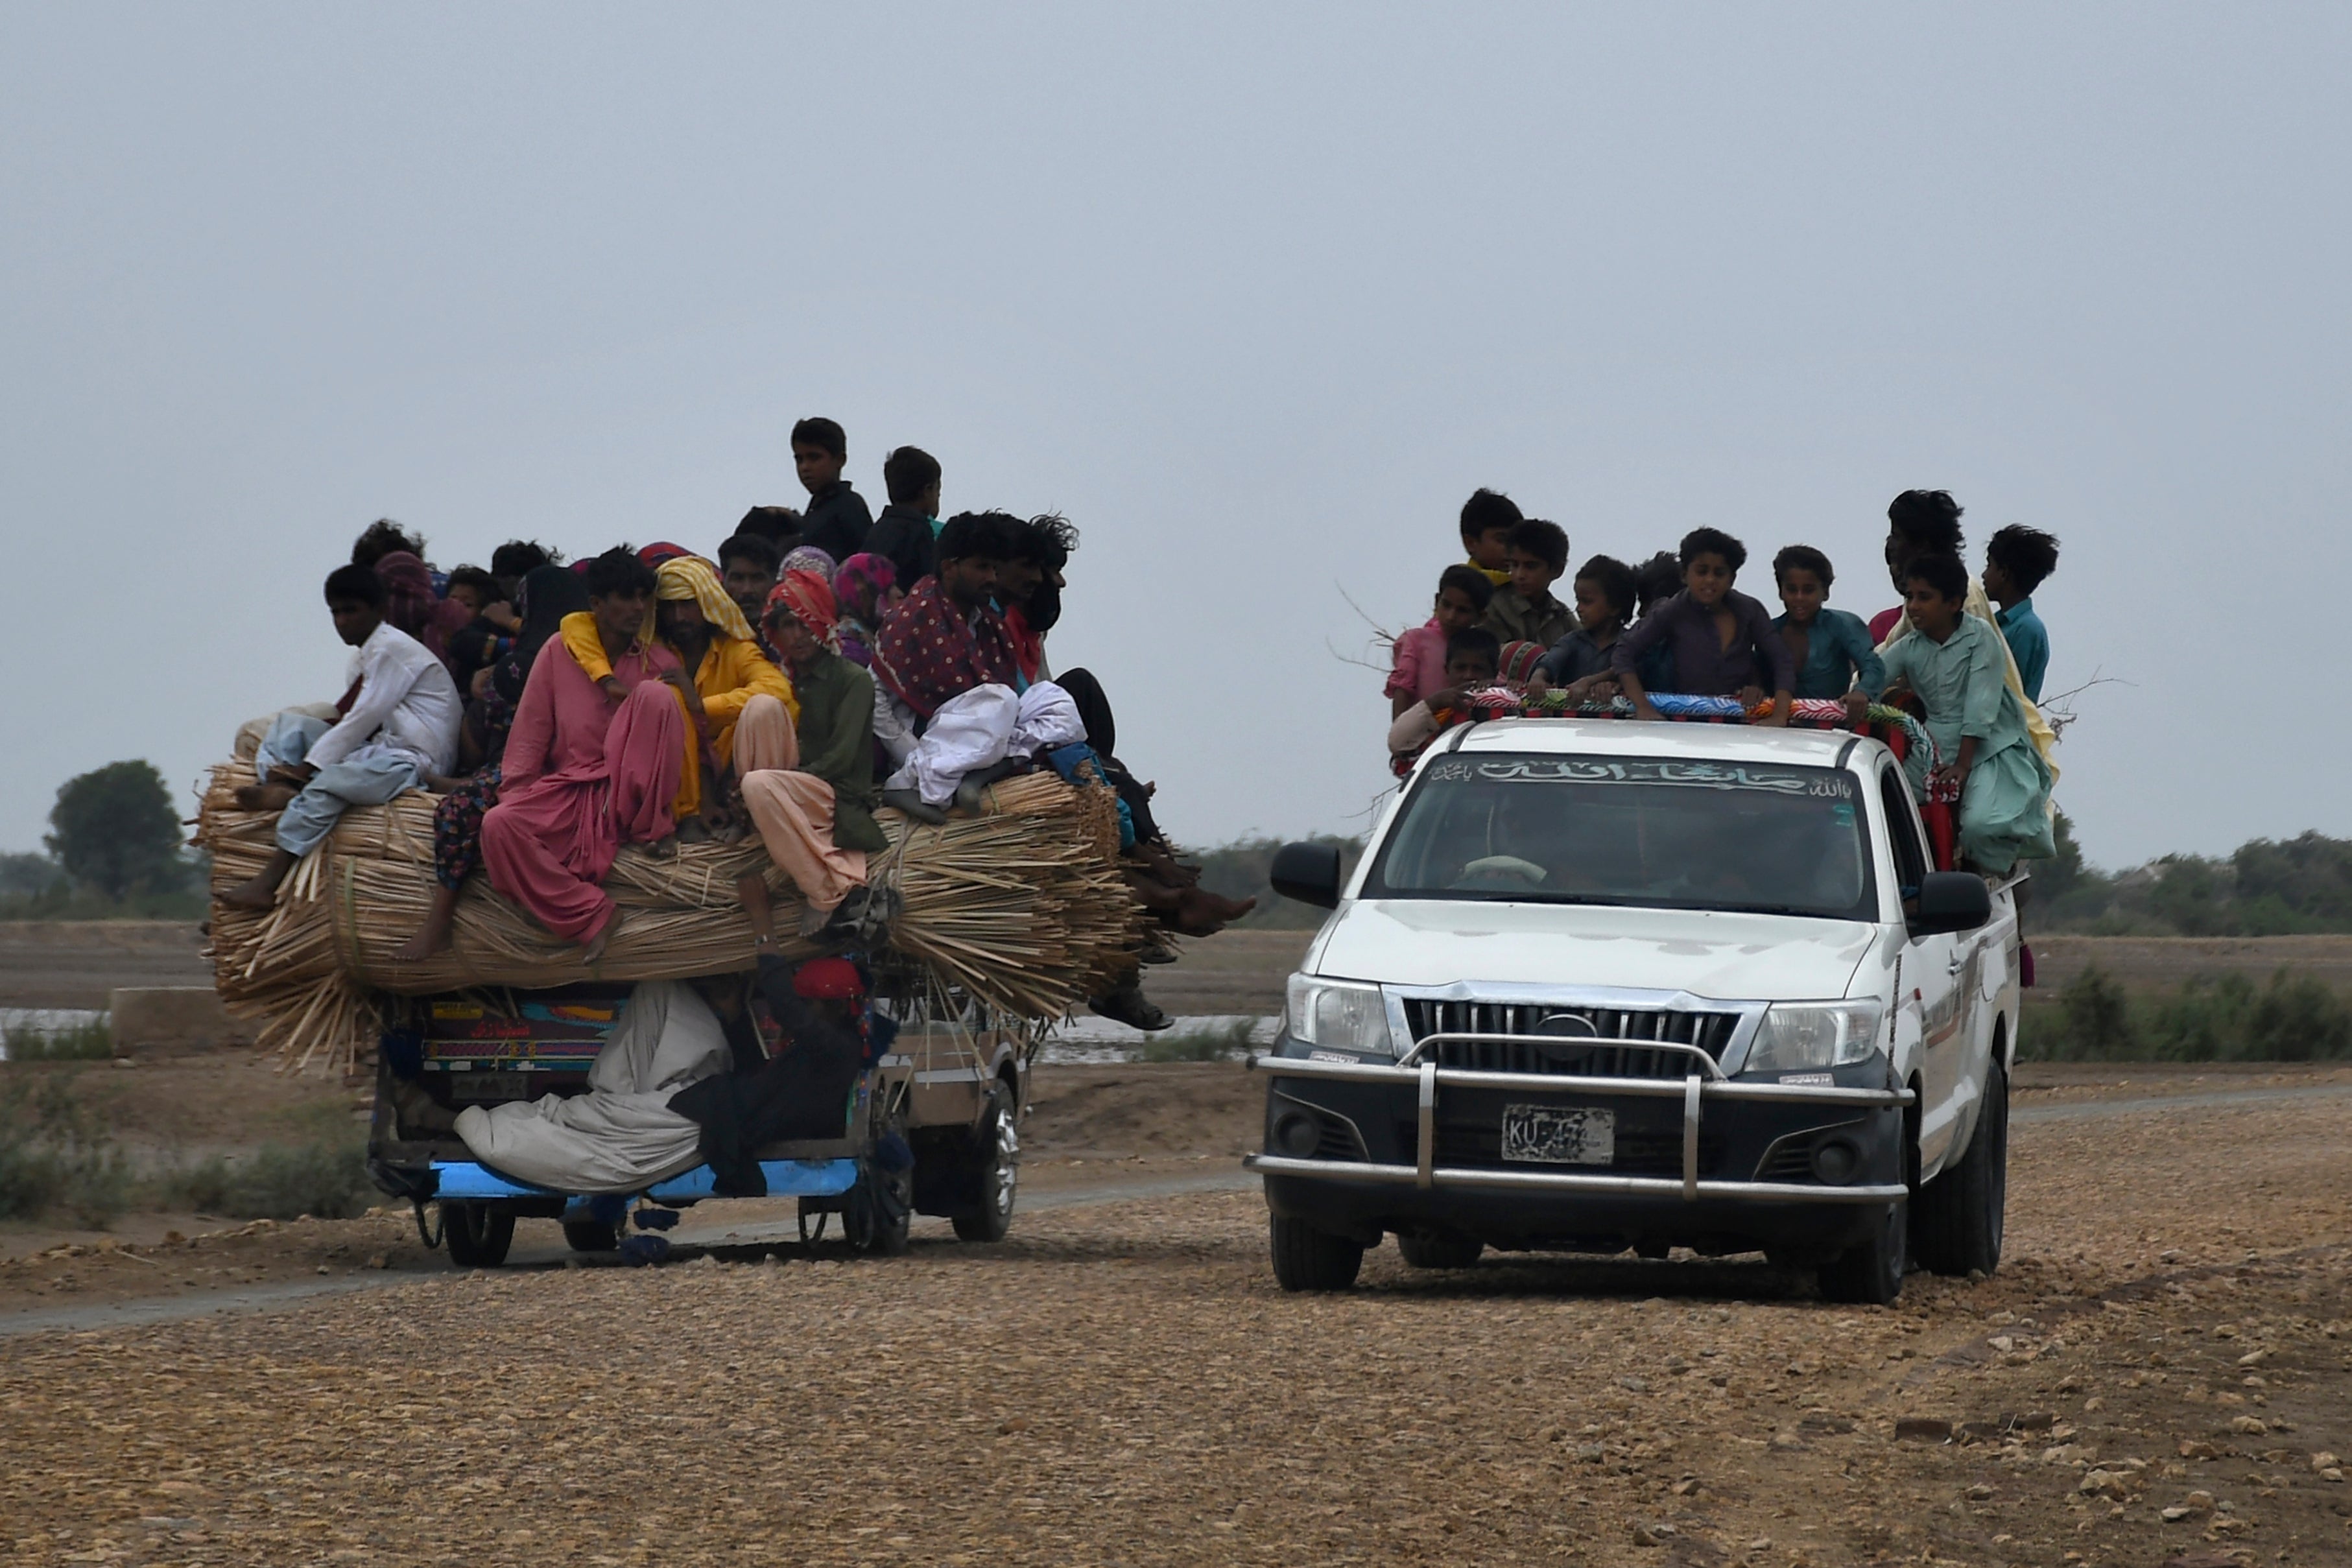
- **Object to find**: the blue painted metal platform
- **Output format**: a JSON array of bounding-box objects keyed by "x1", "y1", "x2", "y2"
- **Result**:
[{"x1": 429, "y1": 1158, "x2": 860, "y2": 1202}]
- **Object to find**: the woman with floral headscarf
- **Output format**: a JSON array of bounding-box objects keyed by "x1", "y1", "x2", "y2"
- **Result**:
[
  {"x1": 830, "y1": 552, "x2": 898, "y2": 669},
  {"x1": 739, "y1": 569, "x2": 894, "y2": 940}
]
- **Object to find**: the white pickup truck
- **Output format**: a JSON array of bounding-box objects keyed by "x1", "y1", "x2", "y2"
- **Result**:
[{"x1": 1247, "y1": 719, "x2": 2019, "y2": 1304}]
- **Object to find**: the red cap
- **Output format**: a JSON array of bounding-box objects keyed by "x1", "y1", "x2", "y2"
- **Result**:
[{"x1": 792, "y1": 957, "x2": 866, "y2": 1001}]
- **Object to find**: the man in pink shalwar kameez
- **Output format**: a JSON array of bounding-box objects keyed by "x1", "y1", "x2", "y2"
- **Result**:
[{"x1": 481, "y1": 549, "x2": 687, "y2": 960}]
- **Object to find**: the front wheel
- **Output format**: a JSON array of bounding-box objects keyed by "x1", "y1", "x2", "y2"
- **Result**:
[
  {"x1": 951, "y1": 1080, "x2": 1019, "y2": 1244},
  {"x1": 1913, "y1": 1057, "x2": 2008, "y2": 1278},
  {"x1": 1270, "y1": 1214, "x2": 1364, "y2": 1292},
  {"x1": 1817, "y1": 1198, "x2": 1906, "y2": 1305},
  {"x1": 442, "y1": 1201, "x2": 515, "y2": 1269}
]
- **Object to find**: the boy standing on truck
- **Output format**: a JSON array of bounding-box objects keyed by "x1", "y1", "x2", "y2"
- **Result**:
[
  {"x1": 1878, "y1": 554, "x2": 2054, "y2": 877},
  {"x1": 864, "y1": 445, "x2": 943, "y2": 595},
  {"x1": 1481, "y1": 518, "x2": 1576, "y2": 649},
  {"x1": 1610, "y1": 528, "x2": 1794, "y2": 726},
  {"x1": 219, "y1": 565, "x2": 462, "y2": 910},
  {"x1": 1532, "y1": 553, "x2": 1639, "y2": 698},
  {"x1": 1459, "y1": 488, "x2": 1522, "y2": 586},
  {"x1": 1981, "y1": 525, "x2": 2060, "y2": 702},
  {"x1": 792, "y1": 416, "x2": 874, "y2": 562}
]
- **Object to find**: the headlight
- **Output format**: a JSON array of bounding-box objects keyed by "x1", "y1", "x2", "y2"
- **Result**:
[
  {"x1": 1746, "y1": 1000, "x2": 1886, "y2": 1073},
  {"x1": 1285, "y1": 975, "x2": 1395, "y2": 1056}
]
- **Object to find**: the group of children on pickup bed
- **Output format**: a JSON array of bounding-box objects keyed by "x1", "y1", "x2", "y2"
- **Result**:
[{"x1": 1384, "y1": 488, "x2": 2063, "y2": 877}]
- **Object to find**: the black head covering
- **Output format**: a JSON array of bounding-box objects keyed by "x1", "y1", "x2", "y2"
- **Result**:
[{"x1": 494, "y1": 564, "x2": 593, "y2": 703}]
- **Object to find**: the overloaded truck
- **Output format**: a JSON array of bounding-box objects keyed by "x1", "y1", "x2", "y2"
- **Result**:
[{"x1": 1248, "y1": 719, "x2": 2019, "y2": 1304}]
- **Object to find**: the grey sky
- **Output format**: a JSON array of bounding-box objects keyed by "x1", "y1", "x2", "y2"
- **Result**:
[{"x1": 4, "y1": 6, "x2": 2346, "y2": 870}]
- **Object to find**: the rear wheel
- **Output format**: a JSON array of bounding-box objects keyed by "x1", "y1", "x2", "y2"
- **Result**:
[
  {"x1": 1914, "y1": 1055, "x2": 2008, "y2": 1277},
  {"x1": 1397, "y1": 1230, "x2": 1484, "y2": 1270},
  {"x1": 844, "y1": 1091, "x2": 912, "y2": 1257},
  {"x1": 1818, "y1": 1198, "x2": 1907, "y2": 1305},
  {"x1": 562, "y1": 1218, "x2": 620, "y2": 1253},
  {"x1": 951, "y1": 1080, "x2": 1019, "y2": 1243},
  {"x1": 442, "y1": 1201, "x2": 515, "y2": 1269},
  {"x1": 1270, "y1": 1214, "x2": 1364, "y2": 1291}
]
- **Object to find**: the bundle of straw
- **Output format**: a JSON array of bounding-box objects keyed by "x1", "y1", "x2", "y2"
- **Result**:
[{"x1": 196, "y1": 763, "x2": 1143, "y2": 1076}]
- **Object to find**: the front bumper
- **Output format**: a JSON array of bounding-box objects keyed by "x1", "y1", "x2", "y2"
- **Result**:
[{"x1": 1246, "y1": 1050, "x2": 1911, "y2": 1252}]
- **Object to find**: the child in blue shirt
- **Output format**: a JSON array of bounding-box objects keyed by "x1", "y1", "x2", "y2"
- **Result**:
[
  {"x1": 1770, "y1": 545, "x2": 1885, "y2": 711},
  {"x1": 1981, "y1": 525, "x2": 2060, "y2": 702}
]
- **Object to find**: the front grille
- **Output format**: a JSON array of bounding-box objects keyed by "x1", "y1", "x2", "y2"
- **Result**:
[{"x1": 1404, "y1": 1000, "x2": 1740, "y2": 1080}]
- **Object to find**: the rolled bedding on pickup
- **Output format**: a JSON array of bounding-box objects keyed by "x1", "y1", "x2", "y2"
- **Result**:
[{"x1": 453, "y1": 980, "x2": 722, "y2": 1194}]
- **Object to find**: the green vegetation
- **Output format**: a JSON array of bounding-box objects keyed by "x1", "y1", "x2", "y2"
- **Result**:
[
  {"x1": 1135, "y1": 1019, "x2": 1258, "y2": 1062},
  {"x1": 161, "y1": 1140, "x2": 374, "y2": 1222},
  {"x1": 2033, "y1": 815, "x2": 2352, "y2": 936},
  {"x1": 1193, "y1": 835, "x2": 1364, "y2": 929},
  {"x1": 1, "y1": 1015, "x2": 115, "y2": 1061},
  {"x1": 2019, "y1": 965, "x2": 2352, "y2": 1063},
  {"x1": 0, "y1": 1071, "x2": 131, "y2": 1225},
  {"x1": 0, "y1": 759, "x2": 209, "y2": 920}
]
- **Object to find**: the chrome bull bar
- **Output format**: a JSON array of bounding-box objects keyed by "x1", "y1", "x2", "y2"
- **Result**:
[{"x1": 1244, "y1": 1043, "x2": 1912, "y2": 1205}]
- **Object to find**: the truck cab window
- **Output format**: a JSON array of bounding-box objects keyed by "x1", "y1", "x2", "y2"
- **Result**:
[{"x1": 1879, "y1": 766, "x2": 1928, "y2": 906}]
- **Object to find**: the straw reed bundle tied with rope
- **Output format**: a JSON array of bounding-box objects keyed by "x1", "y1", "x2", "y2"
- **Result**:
[{"x1": 197, "y1": 761, "x2": 1145, "y2": 1076}]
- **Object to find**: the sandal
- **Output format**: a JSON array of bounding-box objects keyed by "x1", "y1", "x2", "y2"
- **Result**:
[{"x1": 1089, "y1": 984, "x2": 1171, "y2": 1032}]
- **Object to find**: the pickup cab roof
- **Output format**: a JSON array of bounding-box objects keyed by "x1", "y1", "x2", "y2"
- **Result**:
[{"x1": 1438, "y1": 717, "x2": 1888, "y2": 772}]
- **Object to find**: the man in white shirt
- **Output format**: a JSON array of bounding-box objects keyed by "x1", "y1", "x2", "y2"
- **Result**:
[{"x1": 219, "y1": 564, "x2": 462, "y2": 910}]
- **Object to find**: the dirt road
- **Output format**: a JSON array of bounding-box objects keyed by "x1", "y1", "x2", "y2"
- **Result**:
[{"x1": 2, "y1": 1069, "x2": 2347, "y2": 1567}]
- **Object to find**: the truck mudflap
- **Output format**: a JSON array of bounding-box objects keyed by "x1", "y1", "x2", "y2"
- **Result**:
[
  {"x1": 428, "y1": 1158, "x2": 861, "y2": 1203},
  {"x1": 1242, "y1": 1050, "x2": 1913, "y2": 1204}
]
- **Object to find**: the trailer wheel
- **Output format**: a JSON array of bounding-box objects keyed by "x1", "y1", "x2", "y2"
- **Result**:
[
  {"x1": 1913, "y1": 1056, "x2": 2008, "y2": 1278},
  {"x1": 1397, "y1": 1230, "x2": 1484, "y2": 1270},
  {"x1": 442, "y1": 1201, "x2": 515, "y2": 1269},
  {"x1": 951, "y1": 1079, "x2": 1019, "y2": 1243},
  {"x1": 1270, "y1": 1214, "x2": 1363, "y2": 1292}
]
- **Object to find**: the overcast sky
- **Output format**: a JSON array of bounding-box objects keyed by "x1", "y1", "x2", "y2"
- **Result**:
[{"x1": 4, "y1": 5, "x2": 2347, "y2": 871}]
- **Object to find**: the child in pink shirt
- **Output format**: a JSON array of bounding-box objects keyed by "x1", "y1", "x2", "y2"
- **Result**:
[{"x1": 1386, "y1": 565, "x2": 1494, "y2": 717}]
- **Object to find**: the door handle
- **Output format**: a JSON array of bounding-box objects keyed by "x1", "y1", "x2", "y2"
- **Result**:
[{"x1": 1947, "y1": 955, "x2": 1967, "y2": 976}]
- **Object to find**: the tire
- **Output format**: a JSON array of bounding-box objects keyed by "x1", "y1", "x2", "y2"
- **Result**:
[
  {"x1": 563, "y1": 1218, "x2": 621, "y2": 1253},
  {"x1": 1913, "y1": 1056, "x2": 2008, "y2": 1278},
  {"x1": 844, "y1": 1090, "x2": 913, "y2": 1257},
  {"x1": 442, "y1": 1201, "x2": 515, "y2": 1269},
  {"x1": 1818, "y1": 1198, "x2": 1907, "y2": 1305},
  {"x1": 1397, "y1": 1230, "x2": 1484, "y2": 1270},
  {"x1": 951, "y1": 1080, "x2": 1019, "y2": 1244},
  {"x1": 1270, "y1": 1214, "x2": 1364, "y2": 1292}
]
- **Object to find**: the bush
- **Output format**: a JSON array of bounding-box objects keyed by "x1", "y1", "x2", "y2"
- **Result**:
[
  {"x1": 0, "y1": 1072, "x2": 130, "y2": 1225},
  {"x1": 2021, "y1": 965, "x2": 2352, "y2": 1063},
  {"x1": 1135, "y1": 1019, "x2": 1257, "y2": 1063},
  {"x1": 160, "y1": 1137, "x2": 373, "y2": 1221}
]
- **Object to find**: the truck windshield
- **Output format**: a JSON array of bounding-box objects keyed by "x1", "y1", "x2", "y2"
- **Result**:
[{"x1": 1364, "y1": 753, "x2": 1877, "y2": 921}]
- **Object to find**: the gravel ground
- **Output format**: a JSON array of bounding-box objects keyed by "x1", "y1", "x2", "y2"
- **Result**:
[{"x1": 3, "y1": 1087, "x2": 2349, "y2": 1567}]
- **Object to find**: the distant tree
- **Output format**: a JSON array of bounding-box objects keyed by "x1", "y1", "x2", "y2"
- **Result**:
[
  {"x1": 0, "y1": 851, "x2": 65, "y2": 897},
  {"x1": 44, "y1": 761, "x2": 187, "y2": 899}
]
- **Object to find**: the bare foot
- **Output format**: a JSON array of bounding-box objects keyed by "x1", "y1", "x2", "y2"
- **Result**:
[
  {"x1": 391, "y1": 920, "x2": 449, "y2": 962},
  {"x1": 233, "y1": 783, "x2": 299, "y2": 813},
  {"x1": 645, "y1": 834, "x2": 678, "y2": 861},
  {"x1": 582, "y1": 925, "x2": 612, "y2": 966},
  {"x1": 217, "y1": 875, "x2": 280, "y2": 912}
]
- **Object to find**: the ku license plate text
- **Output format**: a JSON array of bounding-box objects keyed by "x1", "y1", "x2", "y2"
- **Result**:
[{"x1": 1500, "y1": 1104, "x2": 1615, "y2": 1165}]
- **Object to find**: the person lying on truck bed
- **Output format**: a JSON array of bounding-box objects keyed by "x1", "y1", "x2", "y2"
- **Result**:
[
  {"x1": 477, "y1": 547, "x2": 688, "y2": 964},
  {"x1": 1608, "y1": 526, "x2": 1794, "y2": 726},
  {"x1": 737, "y1": 569, "x2": 894, "y2": 943},
  {"x1": 220, "y1": 565, "x2": 462, "y2": 911},
  {"x1": 560, "y1": 554, "x2": 797, "y2": 838},
  {"x1": 1877, "y1": 552, "x2": 2055, "y2": 879}
]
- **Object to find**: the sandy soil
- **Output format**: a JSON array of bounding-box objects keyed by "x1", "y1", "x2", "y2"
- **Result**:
[
  {"x1": 0, "y1": 1073, "x2": 2347, "y2": 1565},
  {"x1": 0, "y1": 920, "x2": 213, "y2": 1009},
  {"x1": 2028, "y1": 933, "x2": 2352, "y2": 993}
]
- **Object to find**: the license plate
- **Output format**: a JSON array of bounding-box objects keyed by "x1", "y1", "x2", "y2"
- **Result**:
[
  {"x1": 1501, "y1": 1104, "x2": 1615, "y2": 1165},
  {"x1": 445, "y1": 1073, "x2": 529, "y2": 1102}
]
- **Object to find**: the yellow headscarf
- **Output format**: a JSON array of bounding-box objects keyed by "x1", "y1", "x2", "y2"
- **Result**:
[{"x1": 653, "y1": 555, "x2": 755, "y2": 645}]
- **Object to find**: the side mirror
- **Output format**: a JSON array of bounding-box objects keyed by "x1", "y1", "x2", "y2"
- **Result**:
[
  {"x1": 1909, "y1": 871, "x2": 1991, "y2": 936},
  {"x1": 1270, "y1": 842, "x2": 1344, "y2": 910}
]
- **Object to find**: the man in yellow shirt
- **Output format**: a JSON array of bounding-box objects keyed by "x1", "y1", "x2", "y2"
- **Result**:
[{"x1": 562, "y1": 554, "x2": 796, "y2": 828}]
